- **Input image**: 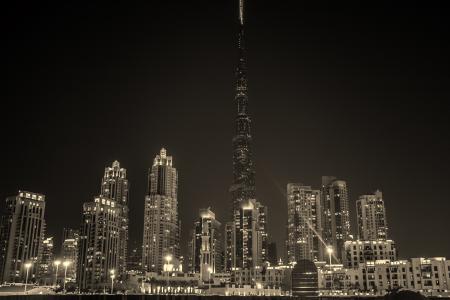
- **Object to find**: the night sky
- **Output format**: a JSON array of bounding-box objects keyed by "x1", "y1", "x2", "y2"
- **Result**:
[{"x1": 4, "y1": 2, "x2": 450, "y2": 259}]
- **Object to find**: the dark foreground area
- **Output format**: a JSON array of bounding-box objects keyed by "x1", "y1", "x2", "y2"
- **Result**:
[{"x1": 0, "y1": 295, "x2": 447, "y2": 300}]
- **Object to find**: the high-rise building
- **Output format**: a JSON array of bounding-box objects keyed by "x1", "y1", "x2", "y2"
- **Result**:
[
  {"x1": 224, "y1": 222, "x2": 234, "y2": 272},
  {"x1": 38, "y1": 236, "x2": 54, "y2": 283},
  {"x1": 61, "y1": 228, "x2": 79, "y2": 282},
  {"x1": 0, "y1": 191, "x2": 46, "y2": 283},
  {"x1": 190, "y1": 208, "x2": 223, "y2": 281},
  {"x1": 62, "y1": 228, "x2": 79, "y2": 241},
  {"x1": 77, "y1": 161, "x2": 128, "y2": 290},
  {"x1": 356, "y1": 190, "x2": 388, "y2": 241},
  {"x1": 127, "y1": 242, "x2": 142, "y2": 272},
  {"x1": 257, "y1": 204, "x2": 269, "y2": 264},
  {"x1": 226, "y1": 0, "x2": 268, "y2": 271},
  {"x1": 286, "y1": 184, "x2": 323, "y2": 263},
  {"x1": 100, "y1": 161, "x2": 129, "y2": 277},
  {"x1": 232, "y1": 199, "x2": 267, "y2": 269},
  {"x1": 77, "y1": 196, "x2": 122, "y2": 290},
  {"x1": 321, "y1": 176, "x2": 351, "y2": 262},
  {"x1": 100, "y1": 160, "x2": 129, "y2": 205},
  {"x1": 229, "y1": 0, "x2": 256, "y2": 215},
  {"x1": 142, "y1": 148, "x2": 180, "y2": 273}
]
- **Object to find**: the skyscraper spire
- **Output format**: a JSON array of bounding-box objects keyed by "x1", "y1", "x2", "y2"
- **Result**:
[
  {"x1": 239, "y1": 0, "x2": 244, "y2": 25},
  {"x1": 230, "y1": 0, "x2": 255, "y2": 213},
  {"x1": 226, "y1": 0, "x2": 269, "y2": 272}
]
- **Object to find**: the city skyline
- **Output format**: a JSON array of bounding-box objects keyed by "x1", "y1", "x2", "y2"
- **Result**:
[{"x1": 3, "y1": 0, "x2": 450, "y2": 263}]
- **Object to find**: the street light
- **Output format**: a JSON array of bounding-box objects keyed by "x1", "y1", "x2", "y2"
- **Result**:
[
  {"x1": 53, "y1": 260, "x2": 61, "y2": 287},
  {"x1": 24, "y1": 262, "x2": 32, "y2": 293},
  {"x1": 326, "y1": 246, "x2": 334, "y2": 291},
  {"x1": 165, "y1": 254, "x2": 172, "y2": 268},
  {"x1": 110, "y1": 269, "x2": 115, "y2": 294},
  {"x1": 207, "y1": 267, "x2": 213, "y2": 290},
  {"x1": 256, "y1": 282, "x2": 262, "y2": 295},
  {"x1": 164, "y1": 255, "x2": 172, "y2": 293},
  {"x1": 62, "y1": 260, "x2": 71, "y2": 293}
]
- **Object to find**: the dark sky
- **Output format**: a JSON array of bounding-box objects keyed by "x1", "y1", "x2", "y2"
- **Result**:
[{"x1": 3, "y1": 1, "x2": 450, "y2": 260}]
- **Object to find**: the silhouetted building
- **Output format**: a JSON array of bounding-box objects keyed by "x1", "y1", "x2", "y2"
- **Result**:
[
  {"x1": 291, "y1": 259, "x2": 319, "y2": 298},
  {"x1": 100, "y1": 160, "x2": 129, "y2": 277},
  {"x1": 190, "y1": 208, "x2": 223, "y2": 281},
  {"x1": 127, "y1": 242, "x2": 142, "y2": 272},
  {"x1": 38, "y1": 236, "x2": 54, "y2": 283},
  {"x1": 267, "y1": 242, "x2": 277, "y2": 265},
  {"x1": 61, "y1": 228, "x2": 79, "y2": 282},
  {"x1": 357, "y1": 190, "x2": 388, "y2": 240},
  {"x1": 286, "y1": 183, "x2": 323, "y2": 263},
  {"x1": 142, "y1": 148, "x2": 180, "y2": 273},
  {"x1": 321, "y1": 176, "x2": 351, "y2": 262},
  {"x1": 0, "y1": 191, "x2": 46, "y2": 283}
]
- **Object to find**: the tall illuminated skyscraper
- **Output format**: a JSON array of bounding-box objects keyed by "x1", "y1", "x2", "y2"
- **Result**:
[
  {"x1": 231, "y1": 199, "x2": 267, "y2": 269},
  {"x1": 77, "y1": 161, "x2": 128, "y2": 290},
  {"x1": 226, "y1": 0, "x2": 268, "y2": 271},
  {"x1": 100, "y1": 161, "x2": 129, "y2": 277},
  {"x1": 0, "y1": 191, "x2": 46, "y2": 283},
  {"x1": 229, "y1": 0, "x2": 256, "y2": 214},
  {"x1": 142, "y1": 148, "x2": 180, "y2": 273},
  {"x1": 77, "y1": 196, "x2": 121, "y2": 290},
  {"x1": 356, "y1": 190, "x2": 388, "y2": 240},
  {"x1": 286, "y1": 183, "x2": 323, "y2": 263},
  {"x1": 321, "y1": 176, "x2": 351, "y2": 262}
]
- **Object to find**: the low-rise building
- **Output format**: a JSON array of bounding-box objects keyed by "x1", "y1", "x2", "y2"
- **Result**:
[
  {"x1": 317, "y1": 257, "x2": 450, "y2": 297},
  {"x1": 343, "y1": 240, "x2": 397, "y2": 268},
  {"x1": 231, "y1": 264, "x2": 292, "y2": 290}
]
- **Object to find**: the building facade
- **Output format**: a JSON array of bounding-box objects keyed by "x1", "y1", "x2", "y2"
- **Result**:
[
  {"x1": 317, "y1": 257, "x2": 450, "y2": 295},
  {"x1": 224, "y1": 222, "x2": 234, "y2": 272},
  {"x1": 286, "y1": 183, "x2": 323, "y2": 263},
  {"x1": 321, "y1": 176, "x2": 351, "y2": 262},
  {"x1": 231, "y1": 199, "x2": 267, "y2": 269},
  {"x1": 190, "y1": 208, "x2": 223, "y2": 281},
  {"x1": 142, "y1": 148, "x2": 180, "y2": 273},
  {"x1": 100, "y1": 160, "x2": 129, "y2": 277},
  {"x1": 77, "y1": 196, "x2": 122, "y2": 290},
  {"x1": 343, "y1": 240, "x2": 397, "y2": 269},
  {"x1": 127, "y1": 242, "x2": 142, "y2": 272},
  {"x1": 231, "y1": 264, "x2": 292, "y2": 290},
  {"x1": 0, "y1": 191, "x2": 46, "y2": 283},
  {"x1": 229, "y1": 0, "x2": 256, "y2": 216},
  {"x1": 356, "y1": 190, "x2": 388, "y2": 241}
]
